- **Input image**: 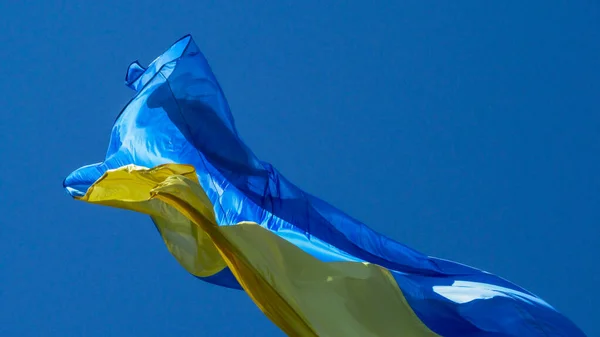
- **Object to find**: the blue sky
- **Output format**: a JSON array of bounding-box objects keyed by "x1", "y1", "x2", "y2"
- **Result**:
[{"x1": 0, "y1": 1, "x2": 598, "y2": 336}]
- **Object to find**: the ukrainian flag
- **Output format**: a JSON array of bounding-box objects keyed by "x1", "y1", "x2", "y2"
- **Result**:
[{"x1": 64, "y1": 35, "x2": 585, "y2": 336}]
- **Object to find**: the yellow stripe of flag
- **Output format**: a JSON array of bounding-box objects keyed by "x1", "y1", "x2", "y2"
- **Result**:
[{"x1": 79, "y1": 164, "x2": 440, "y2": 337}]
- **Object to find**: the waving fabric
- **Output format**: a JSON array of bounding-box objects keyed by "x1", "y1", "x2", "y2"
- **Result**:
[{"x1": 63, "y1": 35, "x2": 585, "y2": 336}]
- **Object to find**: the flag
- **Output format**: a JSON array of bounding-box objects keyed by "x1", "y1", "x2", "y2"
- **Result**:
[{"x1": 64, "y1": 35, "x2": 585, "y2": 336}]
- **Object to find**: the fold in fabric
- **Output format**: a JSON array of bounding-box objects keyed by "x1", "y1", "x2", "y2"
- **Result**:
[
  {"x1": 77, "y1": 164, "x2": 226, "y2": 278},
  {"x1": 79, "y1": 164, "x2": 439, "y2": 337},
  {"x1": 63, "y1": 35, "x2": 585, "y2": 336}
]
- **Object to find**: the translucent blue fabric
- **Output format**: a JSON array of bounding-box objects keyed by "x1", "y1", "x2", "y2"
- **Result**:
[{"x1": 63, "y1": 35, "x2": 585, "y2": 336}]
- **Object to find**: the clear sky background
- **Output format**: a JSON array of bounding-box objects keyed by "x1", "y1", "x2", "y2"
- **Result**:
[{"x1": 0, "y1": 1, "x2": 598, "y2": 336}]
